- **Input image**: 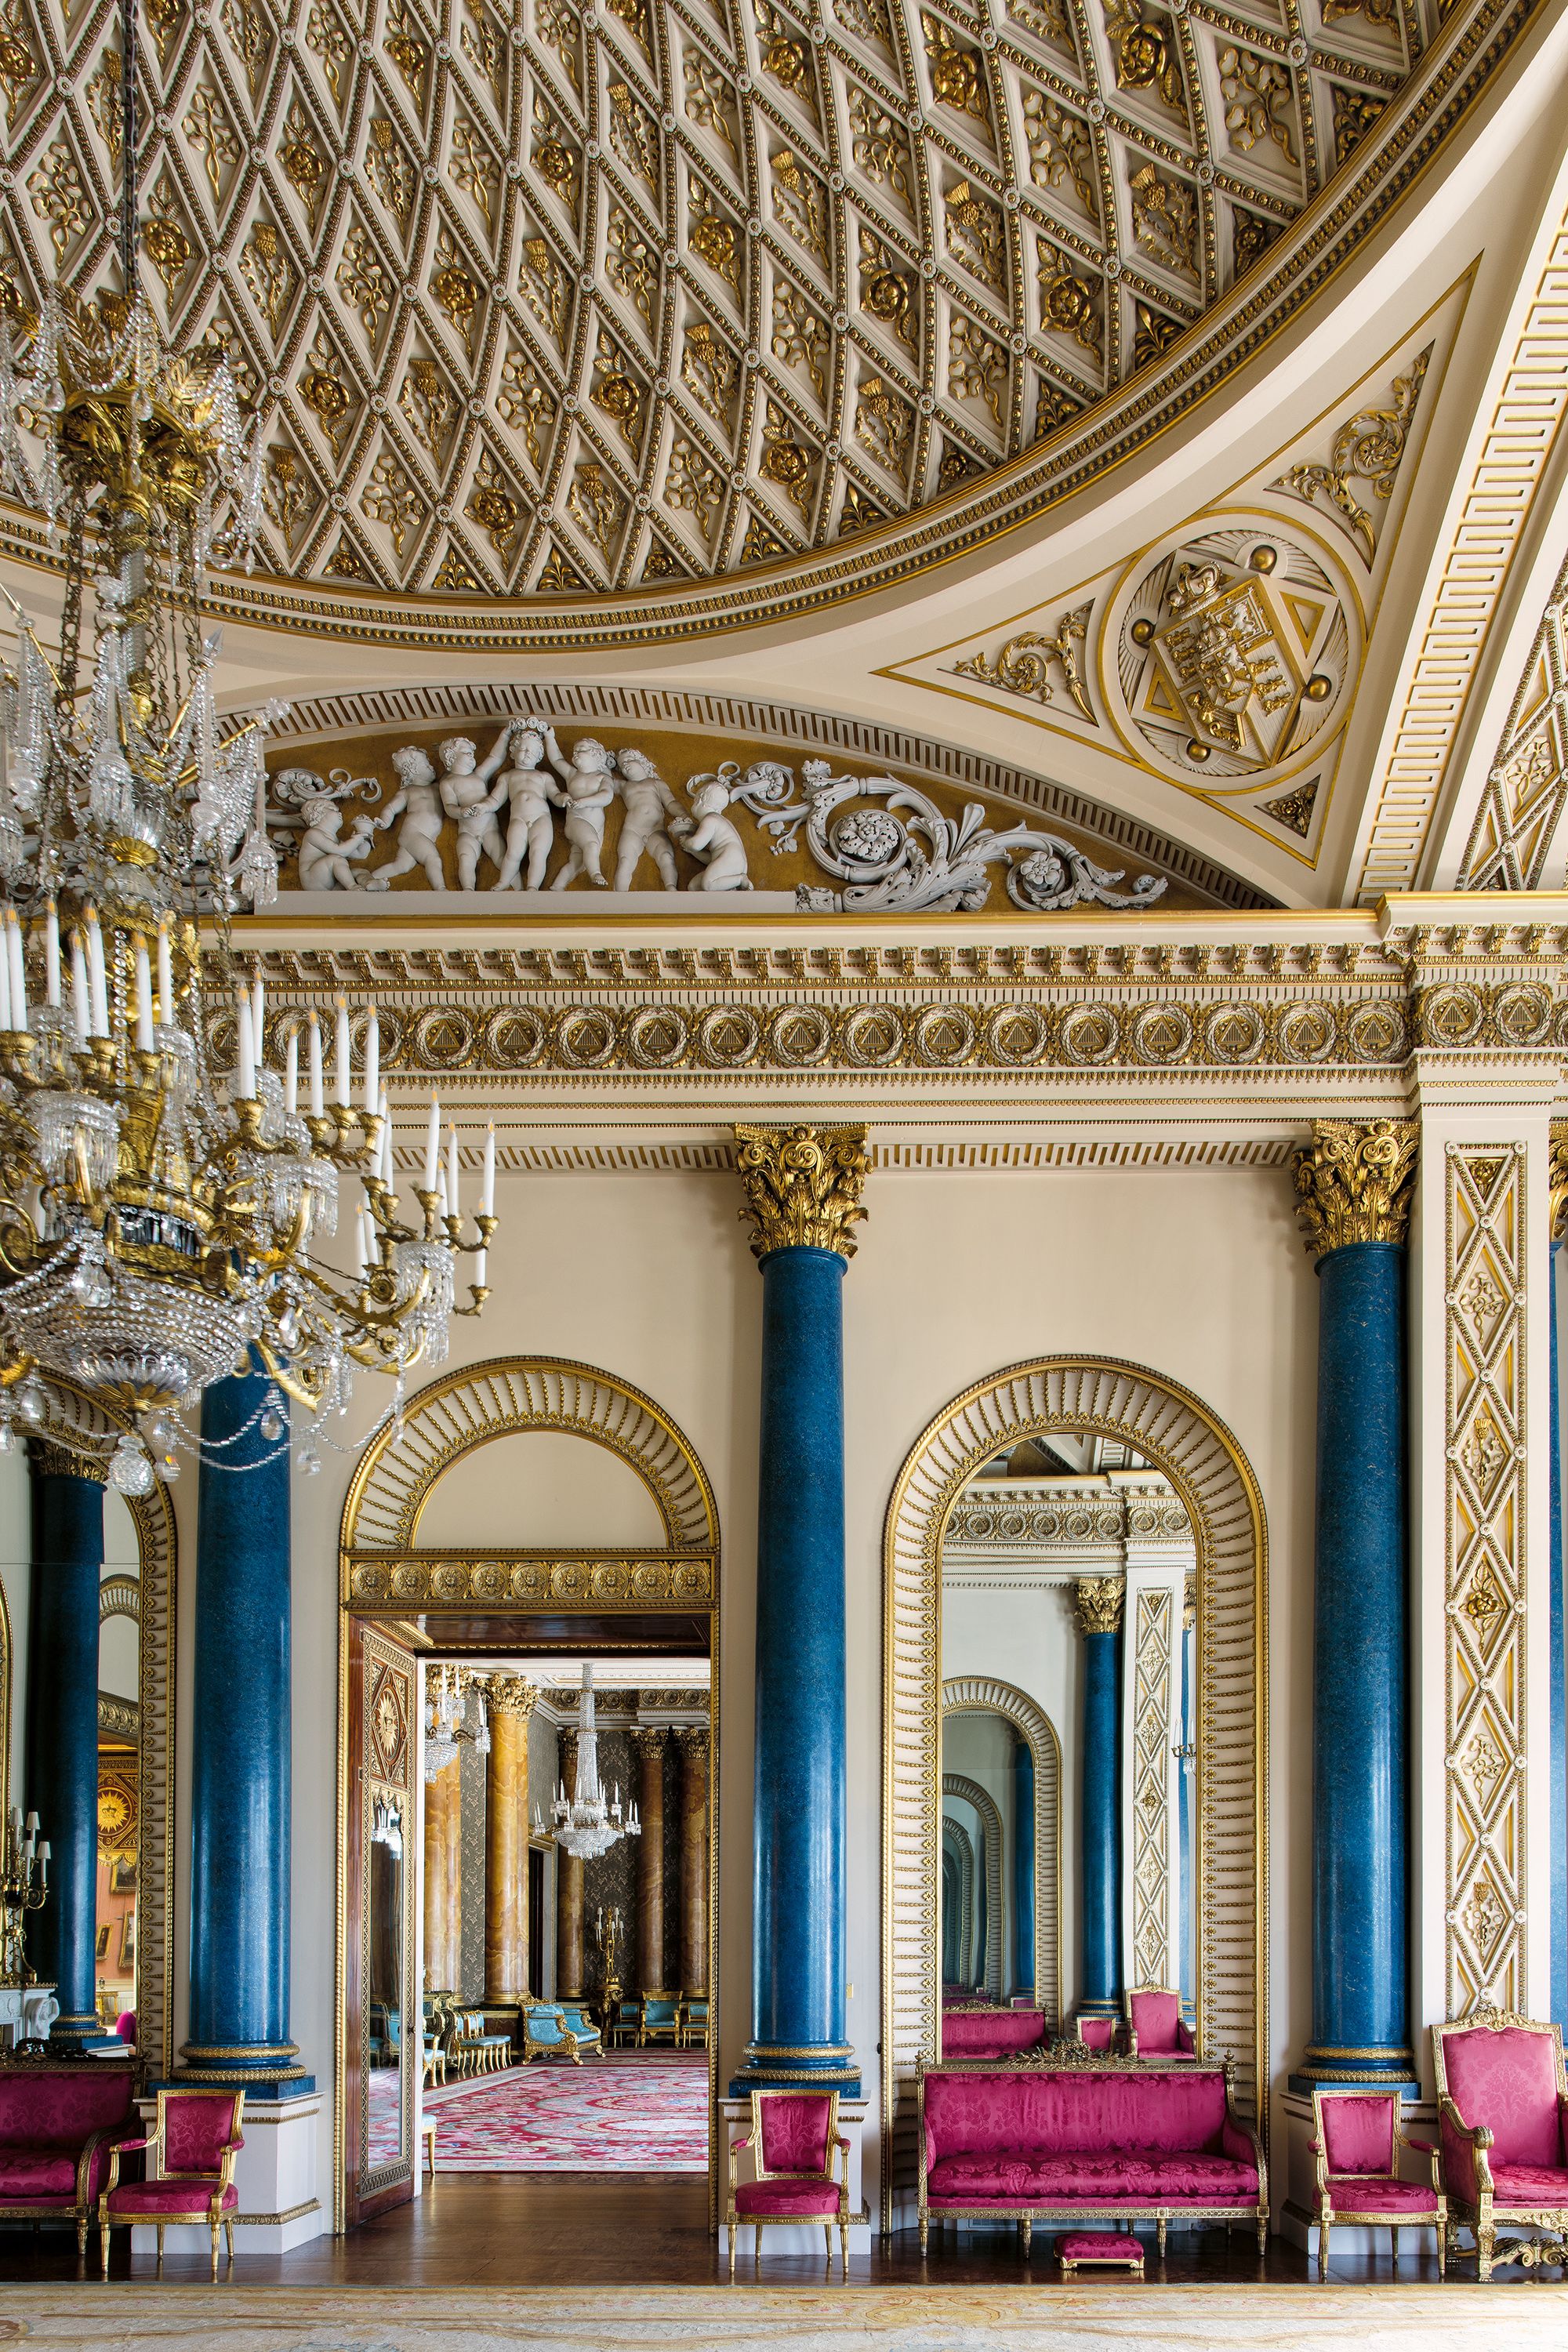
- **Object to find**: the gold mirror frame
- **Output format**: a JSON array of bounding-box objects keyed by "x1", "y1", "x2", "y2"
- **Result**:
[
  {"x1": 335, "y1": 1356, "x2": 721, "y2": 2230},
  {"x1": 880, "y1": 1356, "x2": 1268, "y2": 2232}
]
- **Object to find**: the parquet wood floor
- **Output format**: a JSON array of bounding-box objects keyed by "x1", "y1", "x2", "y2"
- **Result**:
[{"x1": 0, "y1": 2176, "x2": 1534, "y2": 2288}]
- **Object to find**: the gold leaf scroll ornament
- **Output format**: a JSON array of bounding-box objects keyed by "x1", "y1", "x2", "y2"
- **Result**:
[{"x1": 733, "y1": 1123, "x2": 869, "y2": 1261}]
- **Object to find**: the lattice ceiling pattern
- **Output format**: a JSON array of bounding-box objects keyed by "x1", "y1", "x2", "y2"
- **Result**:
[{"x1": 0, "y1": 0, "x2": 1441, "y2": 598}]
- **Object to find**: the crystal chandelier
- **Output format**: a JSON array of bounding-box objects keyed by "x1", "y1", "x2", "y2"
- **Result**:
[
  {"x1": 551, "y1": 1665, "x2": 641, "y2": 1862},
  {"x1": 423, "y1": 1665, "x2": 490, "y2": 1781},
  {"x1": 0, "y1": 0, "x2": 497, "y2": 1491}
]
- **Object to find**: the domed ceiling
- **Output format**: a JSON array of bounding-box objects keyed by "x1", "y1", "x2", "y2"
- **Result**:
[{"x1": 0, "y1": 0, "x2": 1523, "y2": 622}]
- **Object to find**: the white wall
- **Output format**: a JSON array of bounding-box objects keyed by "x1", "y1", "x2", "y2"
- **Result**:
[{"x1": 3, "y1": 1156, "x2": 1317, "y2": 2227}]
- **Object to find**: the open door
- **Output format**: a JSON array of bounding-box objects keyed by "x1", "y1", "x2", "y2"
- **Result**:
[{"x1": 342, "y1": 1618, "x2": 419, "y2": 2225}]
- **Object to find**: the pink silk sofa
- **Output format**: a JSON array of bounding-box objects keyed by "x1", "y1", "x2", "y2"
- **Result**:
[
  {"x1": 942, "y1": 2009, "x2": 1047, "y2": 2060},
  {"x1": 917, "y1": 2060, "x2": 1268, "y2": 2256},
  {"x1": 0, "y1": 2062, "x2": 140, "y2": 2263}
]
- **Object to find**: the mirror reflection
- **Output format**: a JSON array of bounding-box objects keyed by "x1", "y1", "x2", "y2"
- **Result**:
[
  {"x1": 366, "y1": 1795, "x2": 407, "y2": 2167},
  {"x1": 94, "y1": 1492, "x2": 141, "y2": 2051},
  {"x1": 940, "y1": 1433, "x2": 1199, "y2": 2058}
]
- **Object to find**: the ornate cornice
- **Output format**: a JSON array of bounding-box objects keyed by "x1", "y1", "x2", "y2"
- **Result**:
[
  {"x1": 485, "y1": 1675, "x2": 539, "y2": 1721},
  {"x1": 1294, "y1": 1117, "x2": 1420, "y2": 1256},
  {"x1": 347, "y1": 1552, "x2": 714, "y2": 1610},
  {"x1": 98, "y1": 1694, "x2": 140, "y2": 1742},
  {"x1": 1073, "y1": 1576, "x2": 1126, "y2": 1636},
  {"x1": 734, "y1": 1123, "x2": 869, "y2": 1262}
]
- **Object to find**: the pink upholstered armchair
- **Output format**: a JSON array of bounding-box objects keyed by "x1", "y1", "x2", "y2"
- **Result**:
[
  {"x1": 1073, "y1": 2015, "x2": 1121, "y2": 2056},
  {"x1": 726, "y1": 2089, "x2": 849, "y2": 2279},
  {"x1": 1125, "y1": 1985, "x2": 1198, "y2": 2060},
  {"x1": 99, "y1": 2088, "x2": 246, "y2": 2280},
  {"x1": 1432, "y1": 2009, "x2": 1568, "y2": 2280},
  {"x1": 1308, "y1": 2087, "x2": 1444, "y2": 2280}
]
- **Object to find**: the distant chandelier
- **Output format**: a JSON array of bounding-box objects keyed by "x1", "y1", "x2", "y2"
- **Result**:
[
  {"x1": 551, "y1": 1665, "x2": 641, "y2": 1862},
  {"x1": 423, "y1": 1664, "x2": 490, "y2": 1782},
  {"x1": 0, "y1": 0, "x2": 496, "y2": 1492}
]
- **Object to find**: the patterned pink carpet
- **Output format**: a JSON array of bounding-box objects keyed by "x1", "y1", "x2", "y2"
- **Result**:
[{"x1": 421, "y1": 2053, "x2": 710, "y2": 2172}]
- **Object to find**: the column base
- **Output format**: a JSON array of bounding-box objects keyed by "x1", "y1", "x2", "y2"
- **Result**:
[
  {"x1": 1287, "y1": 2042, "x2": 1418, "y2": 2093},
  {"x1": 729, "y1": 2042, "x2": 861, "y2": 2097},
  {"x1": 173, "y1": 2041, "x2": 315, "y2": 2096},
  {"x1": 1075, "y1": 1998, "x2": 1118, "y2": 2020},
  {"x1": 47, "y1": 2010, "x2": 112, "y2": 2050}
]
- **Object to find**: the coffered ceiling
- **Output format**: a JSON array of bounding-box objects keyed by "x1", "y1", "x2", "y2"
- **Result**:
[{"x1": 0, "y1": 0, "x2": 1499, "y2": 611}]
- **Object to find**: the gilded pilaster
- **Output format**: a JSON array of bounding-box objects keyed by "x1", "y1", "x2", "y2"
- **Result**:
[
  {"x1": 631, "y1": 1726, "x2": 668, "y2": 1991},
  {"x1": 555, "y1": 1728, "x2": 583, "y2": 1998},
  {"x1": 485, "y1": 1677, "x2": 538, "y2": 2005},
  {"x1": 674, "y1": 1726, "x2": 710, "y2": 1995}
]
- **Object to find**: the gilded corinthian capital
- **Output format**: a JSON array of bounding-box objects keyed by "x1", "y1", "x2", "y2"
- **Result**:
[
  {"x1": 733, "y1": 1123, "x2": 869, "y2": 1261},
  {"x1": 1073, "y1": 1576, "x2": 1123, "y2": 1635},
  {"x1": 1551, "y1": 1121, "x2": 1568, "y2": 1244},
  {"x1": 1294, "y1": 1118, "x2": 1418, "y2": 1258},
  {"x1": 487, "y1": 1675, "x2": 539, "y2": 1720}
]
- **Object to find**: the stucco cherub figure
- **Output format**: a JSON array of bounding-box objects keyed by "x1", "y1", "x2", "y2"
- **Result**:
[
  {"x1": 674, "y1": 776, "x2": 753, "y2": 892},
  {"x1": 365, "y1": 744, "x2": 448, "y2": 891},
  {"x1": 489, "y1": 720, "x2": 561, "y2": 893},
  {"x1": 297, "y1": 794, "x2": 378, "y2": 891},
  {"x1": 612, "y1": 746, "x2": 683, "y2": 891},
  {"x1": 547, "y1": 736, "x2": 617, "y2": 890},
  {"x1": 437, "y1": 729, "x2": 513, "y2": 891}
]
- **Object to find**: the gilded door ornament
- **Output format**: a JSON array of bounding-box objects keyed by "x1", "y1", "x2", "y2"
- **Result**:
[
  {"x1": 1293, "y1": 1120, "x2": 1420, "y2": 1257},
  {"x1": 732, "y1": 1124, "x2": 870, "y2": 1261}
]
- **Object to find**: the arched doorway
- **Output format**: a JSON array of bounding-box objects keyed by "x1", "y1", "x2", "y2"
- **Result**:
[
  {"x1": 942, "y1": 1677, "x2": 1062, "y2": 2024},
  {"x1": 881, "y1": 1356, "x2": 1268, "y2": 2230},
  {"x1": 336, "y1": 1357, "x2": 720, "y2": 2229}
]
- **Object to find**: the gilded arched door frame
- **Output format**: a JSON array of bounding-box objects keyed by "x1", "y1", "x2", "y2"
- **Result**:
[
  {"x1": 881, "y1": 1355, "x2": 1268, "y2": 2231},
  {"x1": 335, "y1": 1356, "x2": 721, "y2": 2230},
  {"x1": 942, "y1": 1678, "x2": 1062, "y2": 2025}
]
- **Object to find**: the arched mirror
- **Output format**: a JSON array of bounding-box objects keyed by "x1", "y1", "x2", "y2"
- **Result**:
[{"x1": 939, "y1": 1431, "x2": 1197, "y2": 2052}]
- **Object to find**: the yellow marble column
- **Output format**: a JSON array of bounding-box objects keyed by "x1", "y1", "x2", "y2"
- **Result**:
[
  {"x1": 633, "y1": 1726, "x2": 668, "y2": 1991},
  {"x1": 485, "y1": 1677, "x2": 539, "y2": 2004},
  {"x1": 676, "y1": 1726, "x2": 710, "y2": 1994},
  {"x1": 423, "y1": 1755, "x2": 459, "y2": 1990},
  {"x1": 555, "y1": 1728, "x2": 584, "y2": 1998}
]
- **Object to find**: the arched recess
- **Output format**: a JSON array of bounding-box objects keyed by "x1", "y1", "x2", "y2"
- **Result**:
[
  {"x1": 941, "y1": 1820, "x2": 975, "y2": 1987},
  {"x1": 942, "y1": 1677, "x2": 1062, "y2": 2024},
  {"x1": 882, "y1": 1356, "x2": 1268, "y2": 2230},
  {"x1": 942, "y1": 1772, "x2": 1002, "y2": 1998},
  {"x1": 13, "y1": 1391, "x2": 176, "y2": 2079},
  {"x1": 336, "y1": 1356, "x2": 720, "y2": 2228}
]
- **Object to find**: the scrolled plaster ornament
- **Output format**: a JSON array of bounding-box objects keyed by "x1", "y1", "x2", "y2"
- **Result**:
[
  {"x1": 1073, "y1": 1576, "x2": 1124, "y2": 1635},
  {"x1": 729, "y1": 757, "x2": 1163, "y2": 913}
]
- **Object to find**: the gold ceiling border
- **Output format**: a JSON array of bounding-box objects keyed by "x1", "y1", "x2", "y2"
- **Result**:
[
  {"x1": 259, "y1": 681, "x2": 1265, "y2": 912},
  {"x1": 0, "y1": 0, "x2": 1537, "y2": 650},
  {"x1": 880, "y1": 1356, "x2": 1268, "y2": 2235}
]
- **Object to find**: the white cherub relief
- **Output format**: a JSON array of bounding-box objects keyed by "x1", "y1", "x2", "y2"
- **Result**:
[
  {"x1": 547, "y1": 736, "x2": 616, "y2": 891},
  {"x1": 489, "y1": 720, "x2": 561, "y2": 893},
  {"x1": 674, "y1": 776, "x2": 753, "y2": 891},
  {"x1": 612, "y1": 746, "x2": 683, "y2": 891},
  {"x1": 365, "y1": 745, "x2": 448, "y2": 891},
  {"x1": 437, "y1": 729, "x2": 513, "y2": 891},
  {"x1": 297, "y1": 794, "x2": 379, "y2": 891}
]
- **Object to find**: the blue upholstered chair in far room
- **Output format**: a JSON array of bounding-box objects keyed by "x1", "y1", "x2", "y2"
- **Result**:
[
  {"x1": 557, "y1": 2002, "x2": 604, "y2": 2058},
  {"x1": 609, "y1": 1995, "x2": 643, "y2": 2048},
  {"x1": 681, "y1": 1994, "x2": 710, "y2": 2049},
  {"x1": 640, "y1": 1992, "x2": 681, "y2": 2048}
]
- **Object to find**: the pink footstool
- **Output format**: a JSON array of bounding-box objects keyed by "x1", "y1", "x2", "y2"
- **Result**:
[{"x1": 1058, "y1": 2230, "x2": 1146, "y2": 2277}]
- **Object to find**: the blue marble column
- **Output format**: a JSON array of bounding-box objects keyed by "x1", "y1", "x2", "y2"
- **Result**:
[
  {"x1": 1550, "y1": 1192, "x2": 1567, "y2": 2034},
  {"x1": 1294, "y1": 1120, "x2": 1418, "y2": 2088},
  {"x1": 182, "y1": 1363, "x2": 310, "y2": 2092},
  {"x1": 25, "y1": 1457, "x2": 105, "y2": 2045},
  {"x1": 730, "y1": 1124, "x2": 866, "y2": 2095},
  {"x1": 1013, "y1": 1731, "x2": 1035, "y2": 2000},
  {"x1": 1075, "y1": 1577, "x2": 1123, "y2": 2017}
]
